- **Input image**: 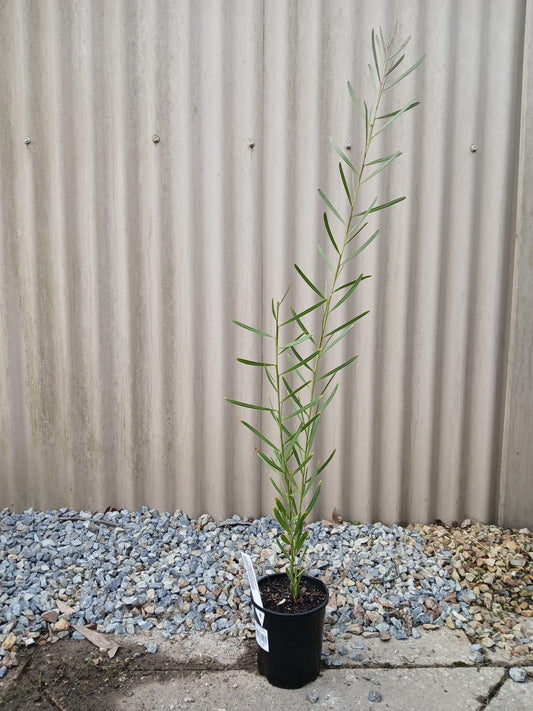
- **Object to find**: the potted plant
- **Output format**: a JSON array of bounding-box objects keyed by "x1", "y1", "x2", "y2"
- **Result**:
[{"x1": 227, "y1": 29, "x2": 423, "y2": 688}]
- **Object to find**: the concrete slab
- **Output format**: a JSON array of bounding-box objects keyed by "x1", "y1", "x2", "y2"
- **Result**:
[
  {"x1": 117, "y1": 630, "x2": 249, "y2": 667},
  {"x1": 331, "y1": 627, "x2": 474, "y2": 667},
  {"x1": 110, "y1": 666, "x2": 506, "y2": 711},
  {"x1": 116, "y1": 625, "x2": 475, "y2": 669},
  {"x1": 485, "y1": 668, "x2": 533, "y2": 711}
]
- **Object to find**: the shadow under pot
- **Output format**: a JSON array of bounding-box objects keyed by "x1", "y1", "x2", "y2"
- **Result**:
[{"x1": 251, "y1": 572, "x2": 329, "y2": 689}]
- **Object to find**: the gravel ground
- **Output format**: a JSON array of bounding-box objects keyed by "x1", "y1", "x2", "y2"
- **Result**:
[{"x1": 0, "y1": 508, "x2": 531, "y2": 677}]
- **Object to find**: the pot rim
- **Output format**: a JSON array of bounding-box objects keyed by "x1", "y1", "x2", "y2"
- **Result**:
[{"x1": 252, "y1": 572, "x2": 329, "y2": 617}]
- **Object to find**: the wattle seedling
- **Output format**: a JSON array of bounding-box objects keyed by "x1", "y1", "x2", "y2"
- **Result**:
[{"x1": 228, "y1": 29, "x2": 423, "y2": 602}]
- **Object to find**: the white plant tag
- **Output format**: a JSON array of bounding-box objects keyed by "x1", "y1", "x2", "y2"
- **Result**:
[
  {"x1": 254, "y1": 620, "x2": 269, "y2": 652},
  {"x1": 241, "y1": 552, "x2": 264, "y2": 625}
]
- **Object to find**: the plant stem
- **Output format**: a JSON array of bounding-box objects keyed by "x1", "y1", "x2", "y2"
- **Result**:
[{"x1": 299, "y1": 39, "x2": 394, "y2": 509}]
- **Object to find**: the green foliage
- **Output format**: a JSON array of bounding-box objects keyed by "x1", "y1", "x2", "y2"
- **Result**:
[{"x1": 227, "y1": 29, "x2": 423, "y2": 602}]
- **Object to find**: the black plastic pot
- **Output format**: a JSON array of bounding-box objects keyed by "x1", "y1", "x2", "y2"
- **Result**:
[{"x1": 251, "y1": 573, "x2": 328, "y2": 689}]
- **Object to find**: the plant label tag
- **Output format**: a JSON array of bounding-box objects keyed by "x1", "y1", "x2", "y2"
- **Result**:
[
  {"x1": 254, "y1": 620, "x2": 269, "y2": 652},
  {"x1": 241, "y1": 552, "x2": 264, "y2": 625}
]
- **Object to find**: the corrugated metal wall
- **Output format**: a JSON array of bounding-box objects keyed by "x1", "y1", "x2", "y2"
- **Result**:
[{"x1": 0, "y1": 0, "x2": 531, "y2": 527}]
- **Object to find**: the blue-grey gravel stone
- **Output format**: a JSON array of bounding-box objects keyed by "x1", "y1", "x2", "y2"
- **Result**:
[
  {"x1": 349, "y1": 652, "x2": 364, "y2": 661},
  {"x1": 0, "y1": 508, "x2": 480, "y2": 652},
  {"x1": 509, "y1": 667, "x2": 526, "y2": 683},
  {"x1": 470, "y1": 651, "x2": 484, "y2": 664},
  {"x1": 368, "y1": 690, "x2": 382, "y2": 702}
]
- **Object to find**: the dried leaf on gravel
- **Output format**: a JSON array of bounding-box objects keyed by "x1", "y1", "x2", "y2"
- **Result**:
[{"x1": 71, "y1": 624, "x2": 119, "y2": 658}]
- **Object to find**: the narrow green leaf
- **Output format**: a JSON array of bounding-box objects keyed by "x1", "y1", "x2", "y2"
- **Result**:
[
  {"x1": 317, "y1": 243, "x2": 333, "y2": 271},
  {"x1": 282, "y1": 397, "x2": 321, "y2": 421},
  {"x1": 322, "y1": 382, "x2": 339, "y2": 411},
  {"x1": 304, "y1": 482, "x2": 322, "y2": 518},
  {"x1": 294, "y1": 263, "x2": 324, "y2": 298},
  {"x1": 364, "y1": 101, "x2": 370, "y2": 144},
  {"x1": 371, "y1": 29, "x2": 381, "y2": 81},
  {"x1": 279, "y1": 331, "x2": 315, "y2": 353},
  {"x1": 281, "y1": 348, "x2": 321, "y2": 376},
  {"x1": 315, "y1": 449, "x2": 336, "y2": 477},
  {"x1": 237, "y1": 357, "x2": 274, "y2": 368},
  {"x1": 285, "y1": 350, "x2": 311, "y2": 384},
  {"x1": 373, "y1": 100, "x2": 419, "y2": 137},
  {"x1": 257, "y1": 449, "x2": 284, "y2": 474},
  {"x1": 333, "y1": 274, "x2": 371, "y2": 293},
  {"x1": 385, "y1": 53, "x2": 405, "y2": 77},
  {"x1": 274, "y1": 447, "x2": 286, "y2": 470},
  {"x1": 323, "y1": 324, "x2": 355, "y2": 353},
  {"x1": 346, "y1": 221, "x2": 368, "y2": 247},
  {"x1": 282, "y1": 377, "x2": 312, "y2": 403},
  {"x1": 293, "y1": 452, "x2": 315, "y2": 477},
  {"x1": 232, "y1": 320, "x2": 273, "y2": 338},
  {"x1": 368, "y1": 63, "x2": 377, "y2": 93},
  {"x1": 240, "y1": 419, "x2": 279, "y2": 451},
  {"x1": 279, "y1": 533, "x2": 290, "y2": 546},
  {"x1": 306, "y1": 400, "x2": 328, "y2": 449},
  {"x1": 384, "y1": 55, "x2": 424, "y2": 91},
  {"x1": 268, "y1": 406, "x2": 280, "y2": 427},
  {"x1": 329, "y1": 137, "x2": 357, "y2": 173},
  {"x1": 347, "y1": 80, "x2": 365, "y2": 118},
  {"x1": 279, "y1": 283, "x2": 292, "y2": 305},
  {"x1": 265, "y1": 365, "x2": 277, "y2": 390},
  {"x1": 323, "y1": 211, "x2": 340, "y2": 255},
  {"x1": 317, "y1": 189, "x2": 345, "y2": 224},
  {"x1": 302, "y1": 472, "x2": 319, "y2": 499},
  {"x1": 225, "y1": 397, "x2": 274, "y2": 413},
  {"x1": 269, "y1": 475, "x2": 284, "y2": 499},
  {"x1": 319, "y1": 355, "x2": 358, "y2": 381},
  {"x1": 366, "y1": 152, "x2": 400, "y2": 166},
  {"x1": 289, "y1": 411, "x2": 321, "y2": 442},
  {"x1": 389, "y1": 34, "x2": 411, "y2": 62},
  {"x1": 346, "y1": 229, "x2": 379, "y2": 261},
  {"x1": 281, "y1": 299, "x2": 326, "y2": 327},
  {"x1": 356, "y1": 196, "x2": 405, "y2": 216},
  {"x1": 274, "y1": 496, "x2": 288, "y2": 518},
  {"x1": 295, "y1": 529, "x2": 309, "y2": 550},
  {"x1": 288, "y1": 308, "x2": 316, "y2": 347},
  {"x1": 331, "y1": 273, "x2": 365, "y2": 311},
  {"x1": 377, "y1": 101, "x2": 419, "y2": 120},
  {"x1": 281, "y1": 434, "x2": 300, "y2": 463},
  {"x1": 377, "y1": 27, "x2": 386, "y2": 63},
  {"x1": 326, "y1": 311, "x2": 369, "y2": 338},
  {"x1": 318, "y1": 373, "x2": 336, "y2": 399},
  {"x1": 338, "y1": 162, "x2": 352, "y2": 203},
  {"x1": 362, "y1": 152, "x2": 401, "y2": 183},
  {"x1": 348, "y1": 197, "x2": 377, "y2": 238},
  {"x1": 289, "y1": 344, "x2": 314, "y2": 372},
  {"x1": 273, "y1": 506, "x2": 288, "y2": 531}
]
